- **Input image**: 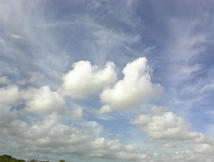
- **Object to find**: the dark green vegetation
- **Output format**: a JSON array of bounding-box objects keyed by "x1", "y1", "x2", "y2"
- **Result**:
[
  {"x1": 0, "y1": 155, "x2": 25, "y2": 162},
  {"x1": 0, "y1": 155, "x2": 65, "y2": 162}
]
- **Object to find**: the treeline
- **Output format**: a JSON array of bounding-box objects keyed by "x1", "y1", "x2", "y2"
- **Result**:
[{"x1": 0, "y1": 155, "x2": 65, "y2": 162}]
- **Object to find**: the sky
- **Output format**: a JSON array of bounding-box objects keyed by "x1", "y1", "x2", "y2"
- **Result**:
[{"x1": 0, "y1": 0, "x2": 214, "y2": 161}]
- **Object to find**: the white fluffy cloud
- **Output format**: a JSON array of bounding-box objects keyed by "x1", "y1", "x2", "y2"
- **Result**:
[
  {"x1": 100, "y1": 57, "x2": 163, "y2": 112},
  {"x1": 22, "y1": 86, "x2": 65, "y2": 114},
  {"x1": 62, "y1": 60, "x2": 117, "y2": 98},
  {"x1": 131, "y1": 109, "x2": 214, "y2": 161},
  {"x1": 131, "y1": 111, "x2": 205, "y2": 142}
]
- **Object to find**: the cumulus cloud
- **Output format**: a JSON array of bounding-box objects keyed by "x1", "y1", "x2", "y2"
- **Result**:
[
  {"x1": 0, "y1": 83, "x2": 149, "y2": 162},
  {"x1": 1, "y1": 96, "x2": 213, "y2": 162},
  {"x1": 22, "y1": 86, "x2": 65, "y2": 114},
  {"x1": 171, "y1": 146, "x2": 214, "y2": 162},
  {"x1": 62, "y1": 60, "x2": 117, "y2": 98},
  {"x1": 0, "y1": 107, "x2": 150, "y2": 162},
  {"x1": 100, "y1": 57, "x2": 163, "y2": 112},
  {"x1": 131, "y1": 110, "x2": 206, "y2": 142},
  {"x1": 131, "y1": 109, "x2": 214, "y2": 161}
]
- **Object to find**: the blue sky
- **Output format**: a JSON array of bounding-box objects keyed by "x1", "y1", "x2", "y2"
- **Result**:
[{"x1": 0, "y1": 0, "x2": 214, "y2": 161}]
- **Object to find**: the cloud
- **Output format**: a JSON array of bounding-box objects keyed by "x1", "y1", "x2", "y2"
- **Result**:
[
  {"x1": 194, "y1": 143, "x2": 214, "y2": 154},
  {"x1": 0, "y1": 85, "x2": 20, "y2": 106},
  {"x1": 171, "y1": 144, "x2": 214, "y2": 162},
  {"x1": 17, "y1": 72, "x2": 45, "y2": 86},
  {"x1": 131, "y1": 109, "x2": 214, "y2": 151},
  {"x1": 0, "y1": 107, "x2": 151, "y2": 162},
  {"x1": 132, "y1": 111, "x2": 203, "y2": 142},
  {"x1": 0, "y1": 75, "x2": 10, "y2": 84},
  {"x1": 0, "y1": 104, "x2": 18, "y2": 129},
  {"x1": 0, "y1": 81, "x2": 151, "y2": 161},
  {"x1": 62, "y1": 60, "x2": 117, "y2": 98},
  {"x1": 162, "y1": 17, "x2": 214, "y2": 113},
  {"x1": 98, "y1": 105, "x2": 112, "y2": 114},
  {"x1": 0, "y1": 0, "x2": 70, "y2": 89},
  {"x1": 131, "y1": 108, "x2": 214, "y2": 161},
  {"x1": 92, "y1": 26, "x2": 141, "y2": 48},
  {"x1": 166, "y1": 19, "x2": 208, "y2": 85},
  {"x1": 69, "y1": 106, "x2": 83, "y2": 119},
  {"x1": 100, "y1": 57, "x2": 163, "y2": 112},
  {"x1": 22, "y1": 86, "x2": 65, "y2": 114}
]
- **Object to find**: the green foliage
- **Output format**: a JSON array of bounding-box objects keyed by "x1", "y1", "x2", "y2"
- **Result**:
[
  {"x1": 30, "y1": 160, "x2": 38, "y2": 162},
  {"x1": 0, "y1": 155, "x2": 49, "y2": 162},
  {"x1": 29, "y1": 159, "x2": 49, "y2": 162},
  {"x1": 0, "y1": 155, "x2": 25, "y2": 162},
  {"x1": 59, "y1": 160, "x2": 65, "y2": 162}
]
